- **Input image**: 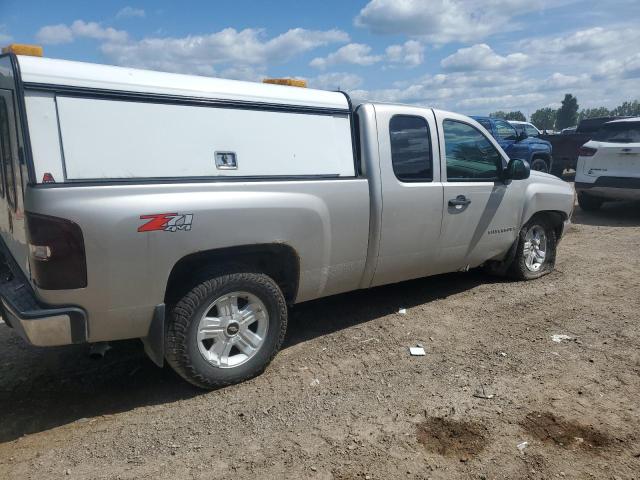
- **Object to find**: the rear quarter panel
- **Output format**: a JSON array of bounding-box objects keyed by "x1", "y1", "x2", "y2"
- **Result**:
[{"x1": 26, "y1": 180, "x2": 370, "y2": 342}]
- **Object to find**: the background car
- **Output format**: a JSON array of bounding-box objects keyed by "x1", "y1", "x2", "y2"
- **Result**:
[
  {"x1": 473, "y1": 116, "x2": 553, "y2": 172},
  {"x1": 509, "y1": 120, "x2": 542, "y2": 138},
  {"x1": 575, "y1": 117, "x2": 640, "y2": 210},
  {"x1": 540, "y1": 116, "x2": 629, "y2": 177}
]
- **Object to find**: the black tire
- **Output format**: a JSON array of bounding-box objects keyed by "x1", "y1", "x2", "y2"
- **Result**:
[
  {"x1": 530, "y1": 157, "x2": 549, "y2": 173},
  {"x1": 509, "y1": 215, "x2": 557, "y2": 280},
  {"x1": 166, "y1": 272, "x2": 287, "y2": 389},
  {"x1": 577, "y1": 192, "x2": 603, "y2": 212}
]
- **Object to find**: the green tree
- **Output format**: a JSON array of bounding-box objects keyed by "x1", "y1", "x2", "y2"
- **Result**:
[
  {"x1": 578, "y1": 107, "x2": 611, "y2": 121},
  {"x1": 504, "y1": 111, "x2": 526, "y2": 121},
  {"x1": 556, "y1": 94, "x2": 579, "y2": 130},
  {"x1": 611, "y1": 100, "x2": 640, "y2": 117},
  {"x1": 489, "y1": 111, "x2": 507, "y2": 119},
  {"x1": 530, "y1": 107, "x2": 556, "y2": 131}
]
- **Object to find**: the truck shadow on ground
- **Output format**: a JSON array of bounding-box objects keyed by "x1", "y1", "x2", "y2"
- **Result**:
[
  {"x1": 0, "y1": 270, "x2": 504, "y2": 443},
  {"x1": 572, "y1": 200, "x2": 640, "y2": 227}
]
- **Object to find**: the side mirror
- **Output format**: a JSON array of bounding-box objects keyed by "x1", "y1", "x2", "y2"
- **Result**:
[
  {"x1": 516, "y1": 130, "x2": 528, "y2": 141},
  {"x1": 504, "y1": 158, "x2": 530, "y2": 181}
]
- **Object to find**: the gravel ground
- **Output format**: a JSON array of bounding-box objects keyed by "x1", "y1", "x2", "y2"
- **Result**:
[{"x1": 1, "y1": 198, "x2": 639, "y2": 480}]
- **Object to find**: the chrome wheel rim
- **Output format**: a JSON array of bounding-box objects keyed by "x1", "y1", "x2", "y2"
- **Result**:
[
  {"x1": 523, "y1": 225, "x2": 547, "y2": 272},
  {"x1": 196, "y1": 291, "x2": 268, "y2": 368}
]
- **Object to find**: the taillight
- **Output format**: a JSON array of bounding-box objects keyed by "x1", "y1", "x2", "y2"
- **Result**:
[
  {"x1": 26, "y1": 213, "x2": 87, "y2": 289},
  {"x1": 578, "y1": 146, "x2": 597, "y2": 157}
]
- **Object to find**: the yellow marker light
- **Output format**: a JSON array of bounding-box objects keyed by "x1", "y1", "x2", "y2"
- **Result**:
[
  {"x1": 2, "y1": 44, "x2": 44, "y2": 57},
  {"x1": 263, "y1": 78, "x2": 307, "y2": 88}
]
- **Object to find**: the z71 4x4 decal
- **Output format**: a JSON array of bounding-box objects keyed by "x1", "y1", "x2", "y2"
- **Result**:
[{"x1": 138, "y1": 213, "x2": 193, "y2": 232}]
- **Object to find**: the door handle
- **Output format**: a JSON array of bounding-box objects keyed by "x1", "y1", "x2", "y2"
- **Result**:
[{"x1": 448, "y1": 195, "x2": 471, "y2": 207}]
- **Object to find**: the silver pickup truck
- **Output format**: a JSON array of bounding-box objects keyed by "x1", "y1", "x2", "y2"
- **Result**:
[{"x1": 0, "y1": 47, "x2": 574, "y2": 389}]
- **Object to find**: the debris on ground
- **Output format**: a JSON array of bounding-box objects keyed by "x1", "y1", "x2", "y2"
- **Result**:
[
  {"x1": 409, "y1": 345, "x2": 426, "y2": 356},
  {"x1": 472, "y1": 385, "x2": 495, "y2": 400},
  {"x1": 309, "y1": 378, "x2": 320, "y2": 386},
  {"x1": 551, "y1": 334, "x2": 574, "y2": 343},
  {"x1": 517, "y1": 441, "x2": 529, "y2": 454},
  {"x1": 398, "y1": 308, "x2": 407, "y2": 315}
]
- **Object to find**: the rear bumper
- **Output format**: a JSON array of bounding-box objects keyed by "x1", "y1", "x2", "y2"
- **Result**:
[
  {"x1": 576, "y1": 177, "x2": 640, "y2": 201},
  {"x1": 0, "y1": 244, "x2": 87, "y2": 347}
]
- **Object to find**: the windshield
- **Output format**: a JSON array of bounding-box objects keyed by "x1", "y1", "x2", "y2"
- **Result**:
[{"x1": 592, "y1": 122, "x2": 640, "y2": 143}]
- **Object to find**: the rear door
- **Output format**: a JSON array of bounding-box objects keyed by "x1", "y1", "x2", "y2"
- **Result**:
[
  {"x1": 434, "y1": 111, "x2": 523, "y2": 270},
  {"x1": 370, "y1": 104, "x2": 444, "y2": 286}
]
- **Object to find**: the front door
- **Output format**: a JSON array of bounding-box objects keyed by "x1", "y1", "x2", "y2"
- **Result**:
[
  {"x1": 434, "y1": 112, "x2": 522, "y2": 271},
  {"x1": 370, "y1": 105, "x2": 444, "y2": 287}
]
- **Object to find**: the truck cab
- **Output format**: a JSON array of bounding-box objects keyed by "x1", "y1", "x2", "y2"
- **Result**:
[{"x1": 473, "y1": 116, "x2": 553, "y2": 173}]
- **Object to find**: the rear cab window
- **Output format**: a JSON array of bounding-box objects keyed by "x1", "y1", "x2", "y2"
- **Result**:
[{"x1": 389, "y1": 115, "x2": 433, "y2": 182}]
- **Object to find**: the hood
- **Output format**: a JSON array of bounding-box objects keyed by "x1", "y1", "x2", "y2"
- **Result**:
[
  {"x1": 529, "y1": 169, "x2": 569, "y2": 185},
  {"x1": 519, "y1": 137, "x2": 552, "y2": 148}
]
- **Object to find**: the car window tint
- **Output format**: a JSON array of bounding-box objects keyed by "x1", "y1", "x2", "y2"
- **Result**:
[
  {"x1": 495, "y1": 120, "x2": 517, "y2": 140},
  {"x1": 592, "y1": 122, "x2": 640, "y2": 143},
  {"x1": 389, "y1": 115, "x2": 432, "y2": 182},
  {"x1": 444, "y1": 119, "x2": 502, "y2": 182}
]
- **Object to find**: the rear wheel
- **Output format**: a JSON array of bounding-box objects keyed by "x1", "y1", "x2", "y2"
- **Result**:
[
  {"x1": 509, "y1": 216, "x2": 557, "y2": 280},
  {"x1": 577, "y1": 192, "x2": 603, "y2": 211},
  {"x1": 530, "y1": 157, "x2": 549, "y2": 173},
  {"x1": 166, "y1": 272, "x2": 287, "y2": 389}
]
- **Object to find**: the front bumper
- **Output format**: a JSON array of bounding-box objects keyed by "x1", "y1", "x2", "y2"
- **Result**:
[{"x1": 0, "y1": 245, "x2": 87, "y2": 347}]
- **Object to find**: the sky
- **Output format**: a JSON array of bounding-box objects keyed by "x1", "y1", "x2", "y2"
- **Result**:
[{"x1": 1, "y1": 0, "x2": 639, "y2": 118}]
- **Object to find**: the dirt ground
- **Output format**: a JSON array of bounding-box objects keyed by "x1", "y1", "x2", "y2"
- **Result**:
[{"x1": 1, "y1": 196, "x2": 639, "y2": 480}]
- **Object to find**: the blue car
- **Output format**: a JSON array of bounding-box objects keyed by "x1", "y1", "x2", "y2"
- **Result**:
[{"x1": 472, "y1": 116, "x2": 553, "y2": 173}]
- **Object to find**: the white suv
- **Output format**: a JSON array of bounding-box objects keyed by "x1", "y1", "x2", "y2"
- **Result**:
[{"x1": 575, "y1": 117, "x2": 640, "y2": 211}]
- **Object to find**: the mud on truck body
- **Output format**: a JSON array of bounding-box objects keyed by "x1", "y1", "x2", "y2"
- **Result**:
[{"x1": 0, "y1": 48, "x2": 574, "y2": 389}]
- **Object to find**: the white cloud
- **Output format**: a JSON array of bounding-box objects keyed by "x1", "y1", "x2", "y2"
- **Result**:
[
  {"x1": 311, "y1": 40, "x2": 424, "y2": 69},
  {"x1": 116, "y1": 6, "x2": 146, "y2": 19},
  {"x1": 36, "y1": 20, "x2": 128, "y2": 45},
  {"x1": 441, "y1": 44, "x2": 528, "y2": 72},
  {"x1": 310, "y1": 43, "x2": 381, "y2": 69},
  {"x1": 36, "y1": 24, "x2": 74, "y2": 45},
  {"x1": 355, "y1": 0, "x2": 559, "y2": 43},
  {"x1": 308, "y1": 72, "x2": 363, "y2": 91},
  {"x1": 385, "y1": 40, "x2": 424, "y2": 67},
  {"x1": 101, "y1": 27, "x2": 349, "y2": 78}
]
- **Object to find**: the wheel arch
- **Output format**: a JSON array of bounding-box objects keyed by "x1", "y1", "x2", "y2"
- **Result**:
[
  {"x1": 531, "y1": 152, "x2": 551, "y2": 168},
  {"x1": 524, "y1": 209, "x2": 568, "y2": 240},
  {"x1": 164, "y1": 243, "x2": 300, "y2": 306}
]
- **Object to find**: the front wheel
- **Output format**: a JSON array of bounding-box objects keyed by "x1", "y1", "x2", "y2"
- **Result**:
[
  {"x1": 509, "y1": 216, "x2": 557, "y2": 280},
  {"x1": 166, "y1": 272, "x2": 288, "y2": 389}
]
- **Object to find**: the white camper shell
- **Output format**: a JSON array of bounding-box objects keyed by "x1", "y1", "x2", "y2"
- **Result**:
[{"x1": 21, "y1": 55, "x2": 356, "y2": 182}]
